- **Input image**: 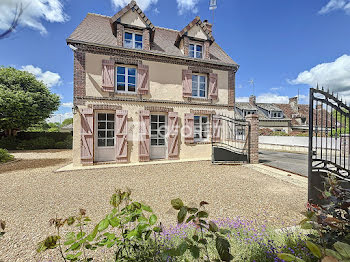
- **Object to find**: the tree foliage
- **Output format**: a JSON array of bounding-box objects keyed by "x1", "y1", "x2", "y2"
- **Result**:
[
  {"x1": 62, "y1": 118, "x2": 73, "y2": 127},
  {"x1": 0, "y1": 67, "x2": 60, "y2": 134}
]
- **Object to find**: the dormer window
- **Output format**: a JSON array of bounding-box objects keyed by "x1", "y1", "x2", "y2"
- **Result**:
[
  {"x1": 124, "y1": 32, "x2": 143, "y2": 49},
  {"x1": 189, "y1": 44, "x2": 203, "y2": 58},
  {"x1": 271, "y1": 111, "x2": 282, "y2": 118}
]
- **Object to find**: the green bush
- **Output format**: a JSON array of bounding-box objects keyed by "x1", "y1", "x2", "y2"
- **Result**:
[
  {"x1": 0, "y1": 132, "x2": 72, "y2": 150},
  {"x1": 0, "y1": 148, "x2": 14, "y2": 163}
]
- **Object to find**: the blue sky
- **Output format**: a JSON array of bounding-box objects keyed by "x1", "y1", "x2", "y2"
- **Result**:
[{"x1": 1, "y1": 0, "x2": 350, "y2": 122}]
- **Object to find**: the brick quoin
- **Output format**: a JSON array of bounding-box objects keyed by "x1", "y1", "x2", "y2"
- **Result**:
[
  {"x1": 228, "y1": 70, "x2": 235, "y2": 110},
  {"x1": 73, "y1": 51, "x2": 86, "y2": 105},
  {"x1": 143, "y1": 29, "x2": 151, "y2": 51},
  {"x1": 246, "y1": 114, "x2": 259, "y2": 164}
]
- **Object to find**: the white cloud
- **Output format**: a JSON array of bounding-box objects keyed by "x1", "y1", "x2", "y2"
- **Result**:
[
  {"x1": 47, "y1": 112, "x2": 73, "y2": 123},
  {"x1": 236, "y1": 97, "x2": 249, "y2": 102},
  {"x1": 0, "y1": 0, "x2": 68, "y2": 35},
  {"x1": 111, "y1": 0, "x2": 158, "y2": 11},
  {"x1": 289, "y1": 54, "x2": 350, "y2": 100},
  {"x1": 236, "y1": 93, "x2": 309, "y2": 104},
  {"x1": 176, "y1": 0, "x2": 199, "y2": 15},
  {"x1": 62, "y1": 102, "x2": 73, "y2": 108},
  {"x1": 21, "y1": 65, "x2": 62, "y2": 88},
  {"x1": 319, "y1": 0, "x2": 350, "y2": 15}
]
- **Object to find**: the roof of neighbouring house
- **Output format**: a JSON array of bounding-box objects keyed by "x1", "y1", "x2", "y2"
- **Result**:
[
  {"x1": 257, "y1": 103, "x2": 283, "y2": 112},
  {"x1": 61, "y1": 123, "x2": 73, "y2": 130},
  {"x1": 66, "y1": 13, "x2": 237, "y2": 66},
  {"x1": 236, "y1": 102, "x2": 291, "y2": 121}
]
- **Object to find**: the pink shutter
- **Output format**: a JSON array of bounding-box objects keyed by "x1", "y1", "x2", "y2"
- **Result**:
[
  {"x1": 212, "y1": 115, "x2": 222, "y2": 142},
  {"x1": 115, "y1": 110, "x2": 128, "y2": 163},
  {"x1": 139, "y1": 110, "x2": 150, "y2": 162},
  {"x1": 209, "y1": 73, "x2": 218, "y2": 100},
  {"x1": 102, "y1": 60, "x2": 115, "y2": 92},
  {"x1": 168, "y1": 112, "x2": 179, "y2": 159},
  {"x1": 80, "y1": 108, "x2": 94, "y2": 164},
  {"x1": 184, "y1": 113, "x2": 194, "y2": 144},
  {"x1": 137, "y1": 64, "x2": 149, "y2": 95},
  {"x1": 182, "y1": 70, "x2": 192, "y2": 98}
]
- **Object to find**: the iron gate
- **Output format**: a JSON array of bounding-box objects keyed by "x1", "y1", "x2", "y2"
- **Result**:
[
  {"x1": 211, "y1": 114, "x2": 250, "y2": 164},
  {"x1": 309, "y1": 87, "x2": 350, "y2": 202}
]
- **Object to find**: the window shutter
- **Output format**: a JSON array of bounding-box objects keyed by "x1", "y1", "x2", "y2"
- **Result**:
[
  {"x1": 137, "y1": 64, "x2": 149, "y2": 95},
  {"x1": 80, "y1": 108, "x2": 94, "y2": 164},
  {"x1": 102, "y1": 60, "x2": 115, "y2": 92},
  {"x1": 115, "y1": 110, "x2": 128, "y2": 163},
  {"x1": 184, "y1": 113, "x2": 194, "y2": 144},
  {"x1": 182, "y1": 69, "x2": 192, "y2": 98},
  {"x1": 168, "y1": 112, "x2": 179, "y2": 159},
  {"x1": 212, "y1": 115, "x2": 222, "y2": 142},
  {"x1": 139, "y1": 110, "x2": 150, "y2": 162},
  {"x1": 209, "y1": 73, "x2": 218, "y2": 100}
]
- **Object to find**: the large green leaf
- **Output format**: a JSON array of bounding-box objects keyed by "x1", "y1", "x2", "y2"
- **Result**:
[
  {"x1": 209, "y1": 221, "x2": 219, "y2": 232},
  {"x1": 215, "y1": 236, "x2": 233, "y2": 261},
  {"x1": 149, "y1": 214, "x2": 157, "y2": 226},
  {"x1": 97, "y1": 219, "x2": 109, "y2": 232},
  {"x1": 178, "y1": 206, "x2": 188, "y2": 224},
  {"x1": 177, "y1": 241, "x2": 189, "y2": 256},
  {"x1": 189, "y1": 245, "x2": 200, "y2": 259},
  {"x1": 197, "y1": 211, "x2": 209, "y2": 218},
  {"x1": 277, "y1": 253, "x2": 303, "y2": 262},
  {"x1": 325, "y1": 249, "x2": 342, "y2": 260},
  {"x1": 141, "y1": 204, "x2": 153, "y2": 212},
  {"x1": 334, "y1": 242, "x2": 350, "y2": 258},
  {"x1": 171, "y1": 198, "x2": 184, "y2": 210},
  {"x1": 306, "y1": 241, "x2": 322, "y2": 258},
  {"x1": 109, "y1": 217, "x2": 120, "y2": 227}
]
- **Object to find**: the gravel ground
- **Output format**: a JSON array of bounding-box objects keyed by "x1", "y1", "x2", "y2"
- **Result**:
[{"x1": 0, "y1": 150, "x2": 307, "y2": 261}]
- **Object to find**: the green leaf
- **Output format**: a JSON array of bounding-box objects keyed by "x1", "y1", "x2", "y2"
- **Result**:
[
  {"x1": 334, "y1": 242, "x2": 350, "y2": 258},
  {"x1": 188, "y1": 208, "x2": 198, "y2": 214},
  {"x1": 69, "y1": 242, "x2": 81, "y2": 251},
  {"x1": 97, "y1": 219, "x2": 109, "y2": 232},
  {"x1": 77, "y1": 232, "x2": 86, "y2": 240},
  {"x1": 325, "y1": 249, "x2": 342, "y2": 260},
  {"x1": 126, "y1": 229, "x2": 138, "y2": 239},
  {"x1": 192, "y1": 235, "x2": 199, "y2": 242},
  {"x1": 177, "y1": 241, "x2": 188, "y2": 256},
  {"x1": 300, "y1": 221, "x2": 313, "y2": 230},
  {"x1": 219, "y1": 229, "x2": 231, "y2": 235},
  {"x1": 109, "y1": 217, "x2": 120, "y2": 227},
  {"x1": 186, "y1": 215, "x2": 195, "y2": 223},
  {"x1": 209, "y1": 221, "x2": 219, "y2": 232},
  {"x1": 199, "y1": 239, "x2": 208, "y2": 245},
  {"x1": 277, "y1": 253, "x2": 300, "y2": 262},
  {"x1": 178, "y1": 206, "x2": 188, "y2": 224},
  {"x1": 216, "y1": 236, "x2": 233, "y2": 262},
  {"x1": 87, "y1": 225, "x2": 98, "y2": 241},
  {"x1": 145, "y1": 230, "x2": 152, "y2": 240},
  {"x1": 189, "y1": 245, "x2": 200, "y2": 259},
  {"x1": 141, "y1": 204, "x2": 153, "y2": 212},
  {"x1": 171, "y1": 198, "x2": 184, "y2": 210},
  {"x1": 149, "y1": 214, "x2": 157, "y2": 226},
  {"x1": 153, "y1": 227, "x2": 162, "y2": 233},
  {"x1": 197, "y1": 211, "x2": 209, "y2": 218},
  {"x1": 306, "y1": 241, "x2": 322, "y2": 258},
  {"x1": 184, "y1": 237, "x2": 193, "y2": 245},
  {"x1": 66, "y1": 217, "x2": 75, "y2": 226},
  {"x1": 138, "y1": 216, "x2": 148, "y2": 224}
]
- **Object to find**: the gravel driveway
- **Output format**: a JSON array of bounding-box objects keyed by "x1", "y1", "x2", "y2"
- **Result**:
[{"x1": 0, "y1": 150, "x2": 307, "y2": 261}]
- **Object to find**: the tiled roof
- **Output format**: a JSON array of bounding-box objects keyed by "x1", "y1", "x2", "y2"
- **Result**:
[
  {"x1": 235, "y1": 102, "x2": 257, "y2": 110},
  {"x1": 177, "y1": 16, "x2": 214, "y2": 43},
  {"x1": 257, "y1": 103, "x2": 282, "y2": 112},
  {"x1": 67, "y1": 13, "x2": 237, "y2": 66}
]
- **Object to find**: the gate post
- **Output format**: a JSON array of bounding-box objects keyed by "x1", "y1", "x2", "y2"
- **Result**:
[{"x1": 246, "y1": 114, "x2": 259, "y2": 164}]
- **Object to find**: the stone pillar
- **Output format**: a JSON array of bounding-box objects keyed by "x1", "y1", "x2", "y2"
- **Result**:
[
  {"x1": 246, "y1": 114, "x2": 259, "y2": 164},
  {"x1": 73, "y1": 50, "x2": 86, "y2": 105}
]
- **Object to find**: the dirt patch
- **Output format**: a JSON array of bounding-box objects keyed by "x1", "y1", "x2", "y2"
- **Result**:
[{"x1": 0, "y1": 158, "x2": 69, "y2": 174}]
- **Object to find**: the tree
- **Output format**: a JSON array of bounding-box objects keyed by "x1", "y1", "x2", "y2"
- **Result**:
[
  {"x1": 0, "y1": 67, "x2": 60, "y2": 136},
  {"x1": 62, "y1": 118, "x2": 73, "y2": 127}
]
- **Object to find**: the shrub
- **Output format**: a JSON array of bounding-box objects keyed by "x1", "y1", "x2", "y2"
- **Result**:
[{"x1": 0, "y1": 148, "x2": 14, "y2": 163}]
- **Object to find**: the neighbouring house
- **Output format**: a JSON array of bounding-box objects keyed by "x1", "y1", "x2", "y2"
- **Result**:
[
  {"x1": 66, "y1": 1, "x2": 238, "y2": 166},
  {"x1": 60, "y1": 123, "x2": 73, "y2": 133},
  {"x1": 236, "y1": 95, "x2": 292, "y2": 133}
]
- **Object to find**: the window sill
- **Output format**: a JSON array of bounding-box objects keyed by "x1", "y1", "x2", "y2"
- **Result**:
[
  {"x1": 110, "y1": 92, "x2": 139, "y2": 97},
  {"x1": 193, "y1": 141, "x2": 211, "y2": 145}
]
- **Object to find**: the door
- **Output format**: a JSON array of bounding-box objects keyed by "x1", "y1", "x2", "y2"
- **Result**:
[
  {"x1": 150, "y1": 114, "x2": 167, "y2": 160},
  {"x1": 95, "y1": 112, "x2": 116, "y2": 162}
]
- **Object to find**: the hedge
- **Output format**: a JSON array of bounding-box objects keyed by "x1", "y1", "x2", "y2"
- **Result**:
[{"x1": 0, "y1": 132, "x2": 72, "y2": 150}]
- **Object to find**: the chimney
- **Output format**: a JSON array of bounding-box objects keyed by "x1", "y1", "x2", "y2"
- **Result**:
[
  {"x1": 203, "y1": 20, "x2": 212, "y2": 34},
  {"x1": 249, "y1": 95, "x2": 256, "y2": 106},
  {"x1": 289, "y1": 97, "x2": 298, "y2": 112}
]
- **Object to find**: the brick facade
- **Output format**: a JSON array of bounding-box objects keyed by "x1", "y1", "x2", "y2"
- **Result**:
[
  {"x1": 246, "y1": 114, "x2": 259, "y2": 164},
  {"x1": 183, "y1": 36, "x2": 189, "y2": 57},
  {"x1": 143, "y1": 29, "x2": 151, "y2": 51},
  {"x1": 73, "y1": 51, "x2": 86, "y2": 105},
  {"x1": 204, "y1": 40, "x2": 210, "y2": 59},
  {"x1": 228, "y1": 70, "x2": 235, "y2": 109}
]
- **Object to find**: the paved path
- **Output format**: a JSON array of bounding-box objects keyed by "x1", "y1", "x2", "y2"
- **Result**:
[{"x1": 259, "y1": 150, "x2": 308, "y2": 177}]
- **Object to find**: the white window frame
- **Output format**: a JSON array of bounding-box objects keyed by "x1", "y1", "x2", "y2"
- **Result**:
[
  {"x1": 192, "y1": 74, "x2": 207, "y2": 98},
  {"x1": 97, "y1": 113, "x2": 115, "y2": 148},
  {"x1": 124, "y1": 31, "x2": 143, "y2": 49},
  {"x1": 194, "y1": 115, "x2": 209, "y2": 142},
  {"x1": 115, "y1": 65, "x2": 137, "y2": 94},
  {"x1": 189, "y1": 43, "x2": 203, "y2": 58}
]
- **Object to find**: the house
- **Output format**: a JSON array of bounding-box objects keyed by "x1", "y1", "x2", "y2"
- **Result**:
[
  {"x1": 235, "y1": 95, "x2": 292, "y2": 133},
  {"x1": 66, "y1": 1, "x2": 238, "y2": 166}
]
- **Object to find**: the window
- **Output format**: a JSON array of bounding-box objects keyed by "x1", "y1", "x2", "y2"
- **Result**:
[
  {"x1": 194, "y1": 116, "x2": 209, "y2": 142},
  {"x1": 151, "y1": 115, "x2": 166, "y2": 146},
  {"x1": 192, "y1": 74, "x2": 207, "y2": 98},
  {"x1": 244, "y1": 110, "x2": 256, "y2": 117},
  {"x1": 124, "y1": 32, "x2": 143, "y2": 49},
  {"x1": 97, "y1": 113, "x2": 115, "y2": 147},
  {"x1": 116, "y1": 66, "x2": 137, "y2": 93},
  {"x1": 189, "y1": 44, "x2": 203, "y2": 58},
  {"x1": 271, "y1": 111, "x2": 282, "y2": 118}
]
